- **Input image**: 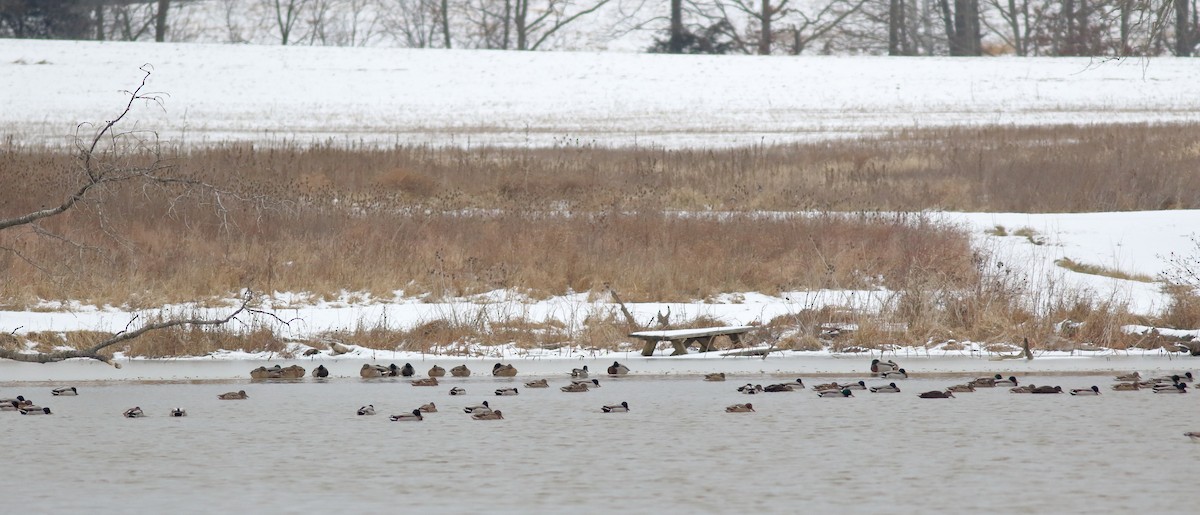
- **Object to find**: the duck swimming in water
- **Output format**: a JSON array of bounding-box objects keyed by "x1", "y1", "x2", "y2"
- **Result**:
[
  {"x1": 411, "y1": 377, "x2": 439, "y2": 387},
  {"x1": 494, "y1": 387, "x2": 519, "y2": 396},
  {"x1": 524, "y1": 379, "x2": 549, "y2": 388},
  {"x1": 463, "y1": 401, "x2": 491, "y2": 414},
  {"x1": 449, "y1": 387, "x2": 467, "y2": 396},
  {"x1": 20, "y1": 406, "x2": 52, "y2": 415},
  {"x1": 602, "y1": 402, "x2": 630, "y2": 413},
  {"x1": 123, "y1": 407, "x2": 145, "y2": 418},
  {"x1": 419, "y1": 402, "x2": 438, "y2": 413},
  {"x1": 51, "y1": 387, "x2": 78, "y2": 396},
  {"x1": 218, "y1": 390, "x2": 248, "y2": 400},
  {"x1": 472, "y1": 410, "x2": 504, "y2": 420},
  {"x1": 571, "y1": 366, "x2": 589, "y2": 378},
  {"x1": 170, "y1": 408, "x2": 187, "y2": 417},
  {"x1": 704, "y1": 373, "x2": 726, "y2": 382},
  {"x1": 357, "y1": 405, "x2": 376, "y2": 416},
  {"x1": 1070, "y1": 386, "x2": 1101, "y2": 396},
  {"x1": 870, "y1": 383, "x2": 901, "y2": 393},
  {"x1": 560, "y1": 383, "x2": 590, "y2": 393},
  {"x1": 725, "y1": 403, "x2": 755, "y2": 412},
  {"x1": 819, "y1": 389, "x2": 854, "y2": 398},
  {"x1": 390, "y1": 409, "x2": 424, "y2": 421},
  {"x1": 918, "y1": 390, "x2": 955, "y2": 398}
]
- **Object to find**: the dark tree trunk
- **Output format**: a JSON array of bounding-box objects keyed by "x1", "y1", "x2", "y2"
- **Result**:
[
  {"x1": 889, "y1": 0, "x2": 906, "y2": 55},
  {"x1": 669, "y1": 0, "x2": 683, "y2": 53},
  {"x1": 95, "y1": 3, "x2": 104, "y2": 41},
  {"x1": 953, "y1": 0, "x2": 980, "y2": 55},
  {"x1": 939, "y1": 0, "x2": 958, "y2": 55},
  {"x1": 441, "y1": 0, "x2": 451, "y2": 48},
  {"x1": 1178, "y1": 0, "x2": 1192, "y2": 56},
  {"x1": 759, "y1": 0, "x2": 772, "y2": 55},
  {"x1": 155, "y1": 0, "x2": 169, "y2": 42}
]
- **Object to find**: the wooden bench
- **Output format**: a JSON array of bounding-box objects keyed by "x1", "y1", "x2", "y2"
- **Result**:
[{"x1": 629, "y1": 326, "x2": 756, "y2": 356}]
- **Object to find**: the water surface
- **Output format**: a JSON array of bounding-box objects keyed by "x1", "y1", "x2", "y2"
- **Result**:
[{"x1": 3, "y1": 374, "x2": 1197, "y2": 514}]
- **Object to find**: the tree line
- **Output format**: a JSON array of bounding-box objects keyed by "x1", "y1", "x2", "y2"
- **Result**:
[{"x1": 0, "y1": 0, "x2": 1194, "y2": 56}]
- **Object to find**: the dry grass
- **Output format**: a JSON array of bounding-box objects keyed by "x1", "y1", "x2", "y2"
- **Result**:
[
  {"x1": 1055, "y1": 258, "x2": 1154, "y2": 283},
  {"x1": 4, "y1": 123, "x2": 1198, "y2": 354}
]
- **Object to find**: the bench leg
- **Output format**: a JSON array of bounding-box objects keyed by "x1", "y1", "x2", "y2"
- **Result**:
[
  {"x1": 641, "y1": 340, "x2": 657, "y2": 357},
  {"x1": 671, "y1": 339, "x2": 688, "y2": 355}
]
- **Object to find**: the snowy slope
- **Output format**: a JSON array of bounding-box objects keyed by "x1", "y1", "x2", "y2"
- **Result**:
[{"x1": 2, "y1": 40, "x2": 1198, "y2": 148}]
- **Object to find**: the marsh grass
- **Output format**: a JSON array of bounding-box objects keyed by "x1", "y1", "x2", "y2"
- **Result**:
[
  {"x1": 4, "y1": 123, "x2": 1197, "y2": 354},
  {"x1": 1055, "y1": 258, "x2": 1155, "y2": 283}
]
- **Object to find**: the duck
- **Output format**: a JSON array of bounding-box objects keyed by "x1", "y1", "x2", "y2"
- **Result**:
[
  {"x1": 492, "y1": 363, "x2": 518, "y2": 377},
  {"x1": 738, "y1": 384, "x2": 764, "y2": 394},
  {"x1": 818, "y1": 389, "x2": 854, "y2": 398},
  {"x1": 607, "y1": 361, "x2": 630, "y2": 375},
  {"x1": 995, "y1": 376, "x2": 1019, "y2": 387},
  {"x1": 389, "y1": 409, "x2": 424, "y2": 421},
  {"x1": 411, "y1": 377, "x2": 439, "y2": 387},
  {"x1": 494, "y1": 387, "x2": 519, "y2": 396},
  {"x1": 524, "y1": 379, "x2": 549, "y2": 388},
  {"x1": 1009, "y1": 384, "x2": 1037, "y2": 393},
  {"x1": 871, "y1": 359, "x2": 899, "y2": 375},
  {"x1": 602, "y1": 401, "x2": 630, "y2": 413},
  {"x1": 947, "y1": 384, "x2": 977, "y2": 393},
  {"x1": 1186, "y1": 432, "x2": 1200, "y2": 441},
  {"x1": 123, "y1": 407, "x2": 145, "y2": 418},
  {"x1": 450, "y1": 365, "x2": 471, "y2": 377},
  {"x1": 1111, "y1": 382, "x2": 1140, "y2": 391},
  {"x1": 725, "y1": 403, "x2": 755, "y2": 412},
  {"x1": 463, "y1": 401, "x2": 491, "y2": 414},
  {"x1": 428, "y1": 365, "x2": 446, "y2": 377},
  {"x1": 573, "y1": 379, "x2": 601, "y2": 389},
  {"x1": 449, "y1": 387, "x2": 467, "y2": 396},
  {"x1": 881, "y1": 368, "x2": 908, "y2": 379},
  {"x1": 811, "y1": 382, "x2": 841, "y2": 391},
  {"x1": 418, "y1": 402, "x2": 438, "y2": 413},
  {"x1": 969, "y1": 374, "x2": 1003, "y2": 387},
  {"x1": 763, "y1": 384, "x2": 794, "y2": 392},
  {"x1": 1153, "y1": 383, "x2": 1188, "y2": 393},
  {"x1": 250, "y1": 364, "x2": 283, "y2": 379},
  {"x1": 842, "y1": 380, "x2": 868, "y2": 390},
  {"x1": 918, "y1": 390, "x2": 955, "y2": 398},
  {"x1": 399, "y1": 363, "x2": 416, "y2": 377},
  {"x1": 278, "y1": 365, "x2": 306, "y2": 379},
  {"x1": 870, "y1": 383, "x2": 901, "y2": 393},
  {"x1": 1, "y1": 399, "x2": 30, "y2": 411},
  {"x1": 704, "y1": 372, "x2": 726, "y2": 382},
  {"x1": 360, "y1": 364, "x2": 384, "y2": 378},
  {"x1": 170, "y1": 408, "x2": 187, "y2": 417},
  {"x1": 1031, "y1": 385, "x2": 1064, "y2": 394},
  {"x1": 1153, "y1": 372, "x2": 1193, "y2": 383},
  {"x1": 571, "y1": 366, "x2": 589, "y2": 378},
  {"x1": 312, "y1": 365, "x2": 329, "y2": 378},
  {"x1": 1070, "y1": 386, "x2": 1101, "y2": 396},
  {"x1": 218, "y1": 390, "x2": 248, "y2": 400},
  {"x1": 0, "y1": 395, "x2": 27, "y2": 404},
  {"x1": 472, "y1": 410, "x2": 504, "y2": 420},
  {"x1": 785, "y1": 378, "x2": 805, "y2": 389},
  {"x1": 357, "y1": 405, "x2": 376, "y2": 416},
  {"x1": 1114, "y1": 372, "x2": 1140, "y2": 381},
  {"x1": 385, "y1": 364, "x2": 403, "y2": 377},
  {"x1": 51, "y1": 386, "x2": 78, "y2": 396},
  {"x1": 20, "y1": 406, "x2": 52, "y2": 415},
  {"x1": 560, "y1": 383, "x2": 590, "y2": 393}
]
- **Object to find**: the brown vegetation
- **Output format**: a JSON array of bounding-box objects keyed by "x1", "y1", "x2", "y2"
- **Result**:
[{"x1": 3, "y1": 123, "x2": 1198, "y2": 355}]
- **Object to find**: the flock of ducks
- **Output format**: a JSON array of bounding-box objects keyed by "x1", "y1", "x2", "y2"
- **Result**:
[{"x1": 5, "y1": 359, "x2": 1197, "y2": 439}]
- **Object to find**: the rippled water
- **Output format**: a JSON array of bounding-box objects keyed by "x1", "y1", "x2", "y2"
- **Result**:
[{"x1": 3, "y1": 374, "x2": 1197, "y2": 514}]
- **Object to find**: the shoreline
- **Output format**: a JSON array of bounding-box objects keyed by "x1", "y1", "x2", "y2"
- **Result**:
[{"x1": 2, "y1": 352, "x2": 1195, "y2": 383}]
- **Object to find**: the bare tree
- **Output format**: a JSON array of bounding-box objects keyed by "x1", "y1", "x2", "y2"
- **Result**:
[
  {"x1": 155, "y1": 0, "x2": 169, "y2": 41},
  {"x1": 512, "y1": 0, "x2": 612, "y2": 50},
  {"x1": 728, "y1": 0, "x2": 789, "y2": 54},
  {"x1": 268, "y1": 0, "x2": 311, "y2": 44},
  {"x1": 384, "y1": 0, "x2": 445, "y2": 47},
  {"x1": 0, "y1": 66, "x2": 280, "y2": 366}
]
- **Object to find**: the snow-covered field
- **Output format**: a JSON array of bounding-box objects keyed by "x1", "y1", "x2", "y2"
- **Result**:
[
  {"x1": 3, "y1": 40, "x2": 1199, "y2": 378},
  {"x1": 2, "y1": 40, "x2": 1198, "y2": 148}
]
